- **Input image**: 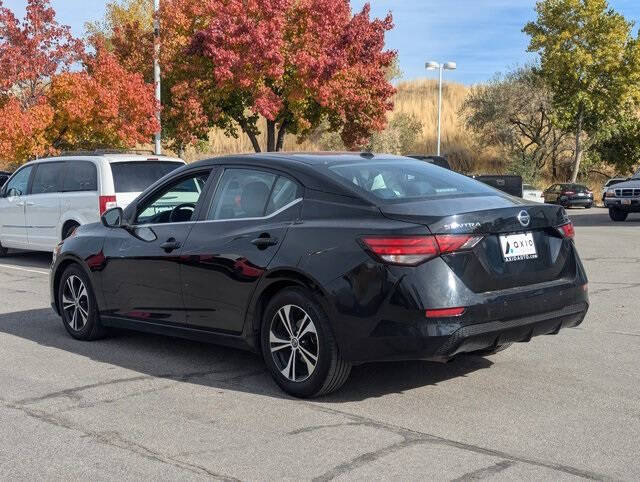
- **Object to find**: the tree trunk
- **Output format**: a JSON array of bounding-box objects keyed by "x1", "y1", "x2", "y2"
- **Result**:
[
  {"x1": 570, "y1": 110, "x2": 584, "y2": 183},
  {"x1": 238, "y1": 118, "x2": 261, "y2": 152},
  {"x1": 266, "y1": 120, "x2": 276, "y2": 152},
  {"x1": 276, "y1": 120, "x2": 288, "y2": 151}
]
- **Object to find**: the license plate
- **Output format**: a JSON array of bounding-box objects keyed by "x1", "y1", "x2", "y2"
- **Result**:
[
  {"x1": 622, "y1": 199, "x2": 632, "y2": 205},
  {"x1": 578, "y1": 192, "x2": 585, "y2": 197},
  {"x1": 499, "y1": 232, "x2": 538, "y2": 262}
]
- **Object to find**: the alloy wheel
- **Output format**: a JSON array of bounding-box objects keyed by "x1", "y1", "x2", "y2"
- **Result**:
[
  {"x1": 62, "y1": 275, "x2": 89, "y2": 331},
  {"x1": 269, "y1": 304, "x2": 319, "y2": 382}
]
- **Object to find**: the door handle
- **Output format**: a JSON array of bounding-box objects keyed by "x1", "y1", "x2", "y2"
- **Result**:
[
  {"x1": 251, "y1": 236, "x2": 279, "y2": 248},
  {"x1": 160, "y1": 238, "x2": 181, "y2": 252}
]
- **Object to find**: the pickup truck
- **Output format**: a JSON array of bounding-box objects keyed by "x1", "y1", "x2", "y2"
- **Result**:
[{"x1": 604, "y1": 168, "x2": 640, "y2": 221}]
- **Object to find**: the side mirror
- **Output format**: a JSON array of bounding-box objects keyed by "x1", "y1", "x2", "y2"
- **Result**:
[{"x1": 101, "y1": 207, "x2": 125, "y2": 228}]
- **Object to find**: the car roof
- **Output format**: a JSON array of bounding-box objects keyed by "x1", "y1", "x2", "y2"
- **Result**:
[
  {"x1": 188, "y1": 152, "x2": 412, "y2": 198},
  {"x1": 23, "y1": 154, "x2": 184, "y2": 165}
]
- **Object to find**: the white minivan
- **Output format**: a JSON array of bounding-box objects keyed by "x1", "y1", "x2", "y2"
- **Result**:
[{"x1": 0, "y1": 152, "x2": 185, "y2": 255}]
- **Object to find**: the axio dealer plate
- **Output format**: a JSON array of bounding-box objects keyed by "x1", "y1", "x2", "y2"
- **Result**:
[{"x1": 499, "y1": 232, "x2": 538, "y2": 262}]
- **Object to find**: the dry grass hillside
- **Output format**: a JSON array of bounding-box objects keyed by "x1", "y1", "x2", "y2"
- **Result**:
[
  {"x1": 172, "y1": 78, "x2": 608, "y2": 193},
  {"x1": 182, "y1": 79, "x2": 494, "y2": 168}
]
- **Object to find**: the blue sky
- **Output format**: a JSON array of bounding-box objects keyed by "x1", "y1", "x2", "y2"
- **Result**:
[{"x1": 5, "y1": 0, "x2": 640, "y2": 84}]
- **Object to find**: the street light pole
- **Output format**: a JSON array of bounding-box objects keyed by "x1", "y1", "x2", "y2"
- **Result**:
[
  {"x1": 153, "y1": 0, "x2": 162, "y2": 156},
  {"x1": 425, "y1": 61, "x2": 457, "y2": 157}
]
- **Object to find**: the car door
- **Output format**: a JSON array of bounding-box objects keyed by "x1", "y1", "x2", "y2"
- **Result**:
[
  {"x1": 99, "y1": 168, "x2": 213, "y2": 324},
  {"x1": 180, "y1": 167, "x2": 302, "y2": 333},
  {"x1": 25, "y1": 161, "x2": 64, "y2": 251},
  {"x1": 0, "y1": 165, "x2": 34, "y2": 248}
]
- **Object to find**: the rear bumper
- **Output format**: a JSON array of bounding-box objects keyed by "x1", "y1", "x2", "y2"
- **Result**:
[
  {"x1": 564, "y1": 197, "x2": 593, "y2": 206},
  {"x1": 431, "y1": 302, "x2": 587, "y2": 359},
  {"x1": 341, "y1": 300, "x2": 588, "y2": 363}
]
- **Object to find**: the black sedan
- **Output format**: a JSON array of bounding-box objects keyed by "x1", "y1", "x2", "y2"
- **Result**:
[
  {"x1": 543, "y1": 183, "x2": 594, "y2": 208},
  {"x1": 50, "y1": 153, "x2": 589, "y2": 397}
]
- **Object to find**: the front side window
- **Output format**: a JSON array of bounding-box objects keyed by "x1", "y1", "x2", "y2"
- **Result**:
[
  {"x1": 4, "y1": 166, "x2": 33, "y2": 197},
  {"x1": 136, "y1": 171, "x2": 210, "y2": 225},
  {"x1": 31, "y1": 162, "x2": 64, "y2": 194},
  {"x1": 63, "y1": 161, "x2": 97, "y2": 192}
]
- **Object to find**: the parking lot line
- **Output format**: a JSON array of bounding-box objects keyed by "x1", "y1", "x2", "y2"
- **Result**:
[{"x1": 0, "y1": 264, "x2": 49, "y2": 276}]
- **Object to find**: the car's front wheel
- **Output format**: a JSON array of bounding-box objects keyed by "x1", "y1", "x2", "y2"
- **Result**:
[
  {"x1": 58, "y1": 265, "x2": 107, "y2": 340},
  {"x1": 609, "y1": 208, "x2": 628, "y2": 222},
  {"x1": 261, "y1": 287, "x2": 351, "y2": 398}
]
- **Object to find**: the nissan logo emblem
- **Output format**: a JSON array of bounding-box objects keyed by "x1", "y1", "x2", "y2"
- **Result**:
[{"x1": 517, "y1": 210, "x2": 531, "y2": 227}]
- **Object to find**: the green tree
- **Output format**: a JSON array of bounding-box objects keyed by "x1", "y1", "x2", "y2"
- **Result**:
[
  {"x1": 463, "y1": 66, "x2": 573, "y2": 181},
  {"x1": 593, "y1": 113, "x2": 640, "y2": 175},
  {"x1": 524, "y1": 0, "x2": 640, "y2": 182}
]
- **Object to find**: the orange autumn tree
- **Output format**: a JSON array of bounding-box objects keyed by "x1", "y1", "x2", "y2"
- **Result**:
[
  {"x1": 0, "y1": 0, "x2": 158, "y2": 168},
  {"x1": 105, "y1": 0, "x2": 396, "y2": 153}
]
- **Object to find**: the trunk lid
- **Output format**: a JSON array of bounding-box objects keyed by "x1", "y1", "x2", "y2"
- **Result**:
[{"x1": 380, "y1": 195, "x2": 575, "y2": 292}]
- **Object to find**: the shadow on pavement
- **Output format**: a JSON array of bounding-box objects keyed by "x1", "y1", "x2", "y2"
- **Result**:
[
  {"x1": 0, "y1": 250, "x2": 52, "y2": 270},
  {"x1": 568, "y1": 208, "x2": 640, "y2": 228},
  {"x1": 0, "y1": 308, "x2": 492, "y2": 402}
]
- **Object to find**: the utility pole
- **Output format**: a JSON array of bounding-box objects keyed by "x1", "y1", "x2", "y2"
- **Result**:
[
  {"x1": 153, "y1": 0, "x2": 162, "y2": 155},
  {"x1": 425, "y1": 61, "x2": 457, "y2": 157}
]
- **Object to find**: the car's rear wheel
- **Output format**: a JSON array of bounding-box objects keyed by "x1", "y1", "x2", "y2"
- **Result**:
[
  {"x1": 261, "y1": 287, "x2": 351, "y2": 398},
  {"x1": 609, "y1": 208, "x2": 628, "y2": 222},
  {"x1": 58, "y1": 265, "x2": 107, "y2": 341},
  {"x1": 0, "y1": 241, "x2": 7, "y2": 257}
]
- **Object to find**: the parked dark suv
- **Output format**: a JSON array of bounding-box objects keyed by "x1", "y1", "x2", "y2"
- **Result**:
[
  {"x1": 0, "y1": 171, "x2": 11, "y2": 188},
  {"x1": 544, "y1": 183, "x2": 593, "y2": 208},
  {"x1": 50, "y1": 153, "x2": 589, "y2": 397}
]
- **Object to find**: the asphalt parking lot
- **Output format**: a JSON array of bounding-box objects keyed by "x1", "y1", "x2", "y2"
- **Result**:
[{"x1": 0, "y1": 208, "x2": 638, "y2": 481}]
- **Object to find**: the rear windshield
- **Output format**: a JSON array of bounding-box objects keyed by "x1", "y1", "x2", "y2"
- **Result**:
[
  {"x1": 110, "y1": 161, "x2": 183, "y2": 193},
  {"x1": 327, "y1": 159, "x2": 495, "y2": 201},
  {"x1": 563, "y1": 184, "x2": 588, "y2": 191}
]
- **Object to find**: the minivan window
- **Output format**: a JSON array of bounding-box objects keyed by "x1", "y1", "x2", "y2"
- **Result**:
[
  {"x1": 208, "y1": 169, "x2": 277, "y2": 220},
  {"x1": 31, "y1": 162, "x2": 63, "y2": 194},
  {"x1": 4, "y1": 166, "x2": 33, "y2": 197},
  {"x1": 327, "y1": 159, "x2": 494, "y2": 201},
  {"x1": 63, "y1": 161, "x2": 97, "y2": 192},
  {"x1": 110, "y1": 161, "x2": 183, "y2": 193}
]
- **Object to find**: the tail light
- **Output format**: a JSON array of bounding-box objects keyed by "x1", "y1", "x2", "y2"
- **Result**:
[
  {"x1": 361, "y1": 234, "x2": 483, "y2": 266},
  {"x1": 558, "y1": 221, "x2": 575, "y2": 239},
  {"x1": 99, "y1": 195, "x2": 117, "y2": 215}
]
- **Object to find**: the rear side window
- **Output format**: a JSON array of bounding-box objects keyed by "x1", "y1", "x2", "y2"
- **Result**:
[
  {"x1": 31, "y1": 162, "x2": 63, "y2": 194},
  {"x1": 266, "y1": 177, "x2": 300, "y2": 215},
  {"x1": 110, "y1": 161, "x2": 183, "y2": 193},
  {"x1": 63, "y1": 161, "x2": 97, "y2": 192},
  {"x1": 327, "y1": 159, "x2": 494, "y2": 201},
  {"x1": 208, "y1": 169, "x2": 278, "y2": 220}
]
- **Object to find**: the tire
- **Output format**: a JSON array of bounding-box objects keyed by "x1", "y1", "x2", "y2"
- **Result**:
[
  {"x1": 62, "y1": 222, "x2": 80, "y2": 240},
  {"x1": 0, "y1": 241, "x2": 7, "y2": 257},
  {"x1": 58, "y1": 264, "x2": 108, "y2": 341},
  {"x1": 585, "y1": 204, "x2": 592, "y2": 209},
  {"x1": 467, "y1": 343, "x2": 512, "y2": 357},
  {"x1": 260, "y1": 287, "x2": 351, "y2": 398},
  {"x1": 609, "y1": 208, "x2": 628, "y2": 222}
]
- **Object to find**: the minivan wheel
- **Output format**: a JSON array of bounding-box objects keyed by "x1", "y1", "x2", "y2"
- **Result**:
[
  {"x1": 609, "y1": 208, "x2": 628, "y2": 222},
  {"x1": 261, "y1": 287, "x2": 351, "y2": 398},
  {"x1": 58, "y1": 265, "x2": 107, "y2": 341}
]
